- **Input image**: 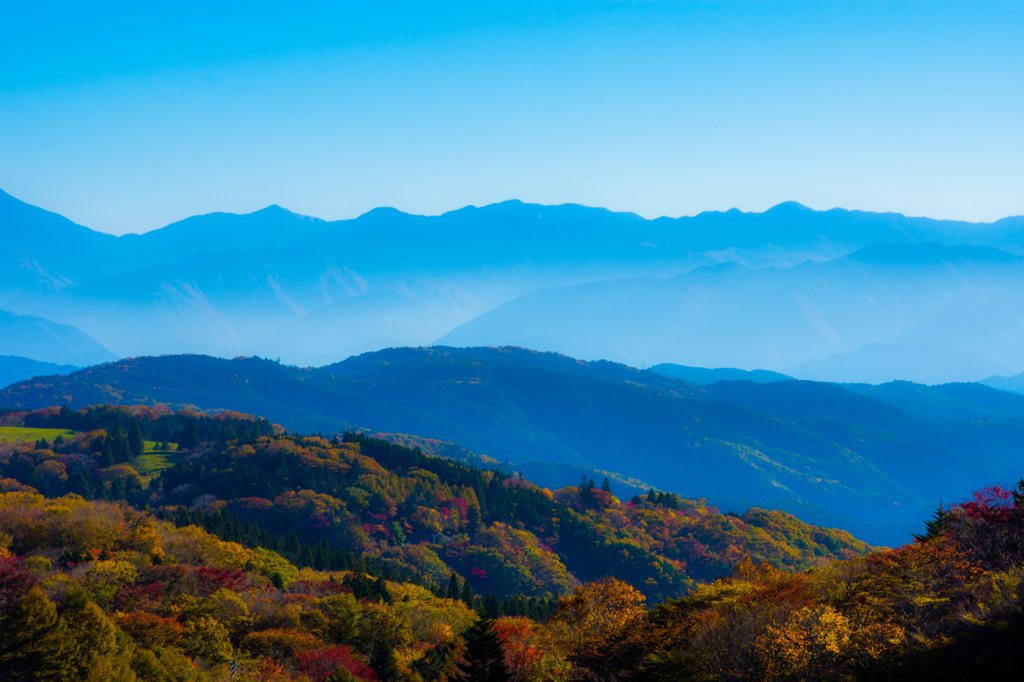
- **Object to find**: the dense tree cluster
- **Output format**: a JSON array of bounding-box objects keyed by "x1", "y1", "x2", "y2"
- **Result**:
[
  {"x1": 0, "y1": 404, "x2": 872, "y2": 604},
  {"x1": 16, "y1": 402, "x2": 991, "y2": 680},
  {"x1": 20, "y1": 403, "x2": 277, "y2": 447}
]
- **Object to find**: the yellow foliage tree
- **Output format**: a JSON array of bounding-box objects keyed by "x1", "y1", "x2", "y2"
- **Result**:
[{"x1": 544, "y1": 577, "x2": 646, "y2": 681}]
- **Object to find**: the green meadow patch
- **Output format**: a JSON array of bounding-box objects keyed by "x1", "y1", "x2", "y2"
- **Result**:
[
  {"x1": 133, "y1": 444, "x2": 182, "y2": 480},
  {"x1": 0, "y1": 426, "x2": 77, "y2": 447}
]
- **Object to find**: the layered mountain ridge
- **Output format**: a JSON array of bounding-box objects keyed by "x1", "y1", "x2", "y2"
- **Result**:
[{"x1": 4, "y1": 187, "x2": 1024, "y2": 384}]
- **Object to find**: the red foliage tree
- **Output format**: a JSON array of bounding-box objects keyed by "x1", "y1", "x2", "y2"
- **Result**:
[
  {"x1": 196, "y1": 566, "x2": 248, "y2": 596},
  {"x1": 295, "y1": 645, "x2": 376, "y2": 682},
  {"x1": 947, "y1": 481, "x2": 1024, "y2": 569},
  {"x1": 492, "y1": 617, "x2": 539, "y2": 682},
  {"x1": 114, "y1": 612, "x2": 186, "y2": 648},
  {"x1": 0, "y1": 556, "x2": 37, "y2": 617}
]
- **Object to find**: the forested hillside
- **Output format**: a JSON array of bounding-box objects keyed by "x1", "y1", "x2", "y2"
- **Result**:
[
  {"x1": 5, "y1": 349, "x2": 1024, "y2": 545},
  {"x1": 2, "y1": 405, "x2": 1024, "y2": 680},
  {"x1": 0, "y1": 405, "x2": 870, "y2": 603}
]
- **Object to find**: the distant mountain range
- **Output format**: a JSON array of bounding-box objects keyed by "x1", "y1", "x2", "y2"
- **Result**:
[
  {"x1": 3, "y1": 188, "x2": 1024, "y2": 382},
  {"x1": 440, "y1": 243, "x2": 1024, "y2": 384},
  {"x1": 651, "y1": 364, "x2": 793, "y2": 384},
  {"x1": 0, "y1": 355, "x2": 81, "y2": 389},
  {"x1": 7, "y1": 347, "x2": 1024, "y2": 546},
  {"x1": 0, "y1": 309, "x2": 116, "y2": 366},
  {"x1": 978, "y1": 371, "x2": 1024, "y2": 396}
]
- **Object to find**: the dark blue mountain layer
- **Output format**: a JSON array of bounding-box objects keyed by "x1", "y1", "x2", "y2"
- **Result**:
[
  {"x1": 652, "y1": 364, "x2": 792, "y2": 384},
  {"x1": 5, "y1": 348, "x2": 1024, "y2": 545},
  {"x1": 0, "y1": 355, "x2": 79, "y2": 389}
]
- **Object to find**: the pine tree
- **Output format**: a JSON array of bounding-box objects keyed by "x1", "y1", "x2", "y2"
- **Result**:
[
  {"x1": 451, "y1": 618, "x2": 510, "y2": 682},
  {"x1": 218, "y1": 421, "x2": 235, "y2": 445},
  {"x1": 601, "y1": 477, "x2": 613, "y2": 494},
  {"x1": 449, "y1": 572, "x2": 461, "y2": 600},
  {"x1": 369, "y1": 637, "x2": 401, "y2": 682},
  {"x1": 64, "y1": 595, "x2": 118, "y2": 679},
  {"x1": 67, "y1": 470, "x2": 93, "y2": 500},
  {"x1": 0, "y1": 587, "x2": 77, "y2": 681},
  {"x1": 461, "y1": 577, "x2": 475, "y2": 607},
  {"x1": 128, "y1": 419, "x2": 144, "y2": 460},
  {"x1": 96, "y1": 437, "x2": 114, "y2": 467},
  {"x1": 179, "y1": 419, "x2": 199, "y2": 450},
  {"x1": 109, "y1": 425, "x2": 130, "y2": 463},
  {"x1": 913, "y1": 503, "x2": 950, "y2": 542}
]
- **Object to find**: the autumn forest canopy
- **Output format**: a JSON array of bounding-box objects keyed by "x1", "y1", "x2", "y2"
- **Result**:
[{"x1": 1, "y1": 400, "x2": 1024, "y2": 681}]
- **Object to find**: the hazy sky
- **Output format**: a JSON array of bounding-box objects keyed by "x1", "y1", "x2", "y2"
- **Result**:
[{"x1": 2, "y1": 1, "x2": 1022, "y2": 235}]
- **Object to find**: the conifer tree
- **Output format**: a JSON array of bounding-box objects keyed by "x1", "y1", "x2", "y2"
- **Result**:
[
  {"x1": 218, "y1": 421, "x2": 235, "y2": 445},
  {"x1": 451, "y1": 618, "x2": 510, "y2": 682},
  {"x1": 913, "y1": 503, "x2": 950, "y2": 542},
  {"x1": 369, "y1": 637, "x2": 401, "y2": 682},
  {"x1": 601, "y1": 477, "x2": 613, "y2": 494},
  {"x1": 449, "y1": 572, "x2": 461, "y2": 600},
  {"x1": 128, "y1": 418, "x2": 145, "y2": 460},
  {"x1": 64, "y1": 593, "x2": 118, "y2": 679},
  {"x1": 461, "y1": 577, "x2": 475, "y2": 607},
  {"x1": 179, "y1": 419, "x2": 199, "y2": 450},
  {"x1": 0, "y1": 587, "x2": 77, "y2": 681},
  {"x1": 109, "y1": 425, "x2": 130, "y2": 463}
]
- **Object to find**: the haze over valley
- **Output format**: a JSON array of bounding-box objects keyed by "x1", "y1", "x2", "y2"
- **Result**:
[{"x1": 5, "y1": 189, "x2": 1024, "y2": 386}]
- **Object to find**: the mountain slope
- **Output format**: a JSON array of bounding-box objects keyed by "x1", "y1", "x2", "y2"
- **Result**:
[
  {"x1": 440, "y1": 243, "x2": 1024, "y2": 382},
  {"x1": 844, "y1": 380, "x2": 1024, "y2": 422},
  {"x1": 0, "y1": 355, "x2": 79, "y2": 388},
  {"x1": 652, "y1": 364, "x2": 793, "y2": 384},
  {"x1": 979, "y1": 371, "x2": 1024, "y2": 396},
  {"x1": 4, "y1": 348, "x2": 1023, "y2": 545},
  {"x1": 0, "y1": 309, "x2": 117, "y2": 365}
]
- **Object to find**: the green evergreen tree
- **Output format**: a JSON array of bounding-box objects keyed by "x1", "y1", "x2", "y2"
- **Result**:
[
  {"x1": 179, "y1": 419, "x2": 200, "y2": 450},
  {"x1": 65, "y1": 597, "x2": 118, "y2": 679},
  {"x1": 0, "y1": 587, "x2": 77, "y2": 681},
  {"x1": 601, "y1": 477, "x2": 613, "y2": 494},
  {"x1": 94, "y1": 435, "x2": 114, "y2": 468},
  {"x1": 450, "y1": 618, "x2": 510, "y2": 682},
  {"x1": 913, "y1": 503, "x2": 951, "y2": 542},
  {"x1": 109, "y1": 425, "x2": 130, "y2": 464},
  {"x1": 448, "y1": 572, "x2": 461, "y2": 600},
  {"x1": 369, "y1": 637, "x2": 401, "y2": 682},
  {"x1": 373, "y1": 576, "x2": 393, "y2": 604},
  {"x1": 218, "y1": 421, "x2": 235, "y2": 445},
  {"x1": 128, "y1": 418, "x2": 145, "y2": 460},
  {"x1": 460, "y1": 577, "x2": 475, "y2": 607},
  {"x1": 67, "y1": 470, "x2": 93, "y2": 500}
]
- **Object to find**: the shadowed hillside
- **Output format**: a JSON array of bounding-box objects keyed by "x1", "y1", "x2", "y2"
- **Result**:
[{"x1": 6, "y1": 348, "x2": 1024, "y2": 545}]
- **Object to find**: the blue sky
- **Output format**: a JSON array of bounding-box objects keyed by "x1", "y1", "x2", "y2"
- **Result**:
[{"x1": 1, "y1": 1, "x2": 1022, "y2": 235}]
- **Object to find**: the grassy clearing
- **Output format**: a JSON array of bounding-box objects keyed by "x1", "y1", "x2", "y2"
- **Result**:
[
  {"x1": 133, "y1": 449, "x2": 182, "y2": 481},
  {"x1": 0, "y1": 426, "x2": 77, "y2": 447}
]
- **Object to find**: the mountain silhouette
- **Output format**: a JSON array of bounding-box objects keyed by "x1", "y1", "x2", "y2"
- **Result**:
[
  {"x1": 439, "y1": 243, "x2": 1024, "y2": 383},
  {"x1": 4, "y1": 188, "x2": 1024, "y2": 373},
  {"x1": 0, "y1": 309, "x2": 117, "y2": 365}
]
